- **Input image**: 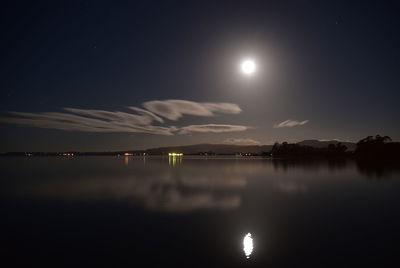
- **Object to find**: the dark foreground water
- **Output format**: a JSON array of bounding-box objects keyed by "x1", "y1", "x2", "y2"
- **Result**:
[{"x1": 1, "y1": 156, "x2": 400, "y2": 267}]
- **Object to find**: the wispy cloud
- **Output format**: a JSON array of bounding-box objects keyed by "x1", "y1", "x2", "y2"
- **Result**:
[
  {"x1": 179, "y1": 124, "x2": 249, "y2": 134},
  {"x1": 223, "y1": 138, "x2": 260, "y2": 145},
  {"x1": 273, "y1": 119, "x2": 309, "y2": 128},
  {"x1": 143, "y1": 99, "x2": 241, "y2": 120},
  {"x1": 0, "y1": 99, "x2": 249, "y2": 135},
  {"x1": 318, "y1": 138, "x2": 341, "y2": 142},
  {"x1": 1, "y1": 111, "x2": 177, "y2": 135}
]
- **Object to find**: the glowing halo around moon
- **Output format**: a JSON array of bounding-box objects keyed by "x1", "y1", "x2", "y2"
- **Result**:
[{"x1": 240, "y1": 59, "x2": 256, "y2": 75}]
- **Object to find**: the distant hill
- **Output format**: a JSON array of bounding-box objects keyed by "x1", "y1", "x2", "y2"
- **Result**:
[
  {"x1": 143, "y1": 144, "x2": 273, "y2": 155},
  {"x1": 1, "y1": 140, "x2": 357, "y2": 156},
  {"x1": 297, "y1": 140, "x2": 356, "y2": 151},
  {"x1": 138, "y1": 140, "x2": 356, "y2": 155}
]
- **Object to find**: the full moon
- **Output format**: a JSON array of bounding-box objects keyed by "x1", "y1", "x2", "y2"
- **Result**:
[{"x1": 241, "y1": 59, "x2": 256, "y2": 75}]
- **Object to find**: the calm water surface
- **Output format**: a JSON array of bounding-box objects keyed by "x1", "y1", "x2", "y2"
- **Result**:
[{"x1": 1, "y1": 156, "x2": 400, "y2": 267}]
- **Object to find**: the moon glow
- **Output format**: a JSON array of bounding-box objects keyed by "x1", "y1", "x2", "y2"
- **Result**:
[{"x1": 240, "y1": 59, "x2": 256, "y2": 75}]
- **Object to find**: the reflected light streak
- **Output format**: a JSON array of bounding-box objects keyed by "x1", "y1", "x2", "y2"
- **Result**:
[
  {"x1": 243, "y1": 233, "x2": 253, "y2": 259},
  {"x1": 168, "y1": 153, "x2": 182, "y2": 166}
]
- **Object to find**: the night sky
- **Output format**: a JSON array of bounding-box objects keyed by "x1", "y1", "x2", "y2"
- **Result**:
[{"x1": 1, "y1": 0, "x2": 399, "y2": 152}]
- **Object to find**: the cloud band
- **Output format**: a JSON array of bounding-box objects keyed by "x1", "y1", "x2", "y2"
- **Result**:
[
  {"x1": 273, "y1": 119, "x2": 309, "y2": 128},
  {"x1": 1, "y1": 99, "x2": 249, "y2": 135}
]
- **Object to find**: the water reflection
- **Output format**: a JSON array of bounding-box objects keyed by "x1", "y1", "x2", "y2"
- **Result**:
[
  {"x1": 271, "y1": 158, "x2": 400, "y2": 179},
  {"x1": 2, "y1": 157, "x2": 400, "y2": 213},
  {"x1": 356, "y1": 159, "x2": 400, "y2": 179},
  {"x1": 272, "y1": 158, "x2": 349, "y2": 172},
  {"x1": 2, "y1": 157, "x2": 400, "y2": 267},
  {"x1": 168, "y1": 155, "x2": 182, "y2": 166},
  {"x1": 9, "y1": 163, "x2": 245, "y2": 212},
  {"x1": 276, "y1": 181, "x2": 308, "y2": 194},
  {"x1": 243, "y1": 233, "x2": 253, "y2": 259}
]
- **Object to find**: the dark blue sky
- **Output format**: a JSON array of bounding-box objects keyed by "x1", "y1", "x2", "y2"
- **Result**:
[{"x1": 1, "y1": 0, "x2": 399, "y2": 151}]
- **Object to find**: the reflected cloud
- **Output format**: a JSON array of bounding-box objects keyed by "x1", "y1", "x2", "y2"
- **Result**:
[
  {"x1": 14, "y1": 167, "x2": 246, "y2": 212},
  {"x1": 3, "y1": 157, "x2": 398, "y2": 215},
  {"x1": 276, "y1": 181, "x2": 308, "y2": 194}
]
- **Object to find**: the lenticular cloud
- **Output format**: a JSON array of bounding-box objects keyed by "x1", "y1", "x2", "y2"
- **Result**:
[
  {"x1": 273, "y1": 119, "x2": 309, "y2": 128},
  {"x1": 0, "y1": 99, "x2": 249, "y2": 135},
  {"x1": 142, "y1": 99, "x2": 241, "y2": 121}
]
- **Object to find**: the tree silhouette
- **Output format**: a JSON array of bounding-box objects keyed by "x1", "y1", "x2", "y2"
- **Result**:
[{"x1": 355, "y1": 135, "x2": 397, "y2": 159}]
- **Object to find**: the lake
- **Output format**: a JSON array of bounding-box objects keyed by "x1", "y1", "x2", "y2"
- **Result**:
[{"x1": 1, "y1": 156, "x2": 400, "y2": 267}]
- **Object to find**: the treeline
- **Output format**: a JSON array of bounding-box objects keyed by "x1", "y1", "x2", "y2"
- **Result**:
[
  {"x1": 355, "y1": 135, "x2": 399, "y2": 160},
  {"x1": 270, "y1": 135, "x2": 399, "y2": 160},
  {"x1": 270, "y1": 142, "x2": 348, "y2": 157}
]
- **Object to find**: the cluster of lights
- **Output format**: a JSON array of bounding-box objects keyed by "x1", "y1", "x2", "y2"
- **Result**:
[
  {"x1": 168, "y1": 153, "x2": 183, "y2": 156},
  {"x1": 119, "y1": 153, "x2": 147, "y2": 156},
  {"x1": 61, "y1": 153, "x2": 74, "y2": 156}
]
